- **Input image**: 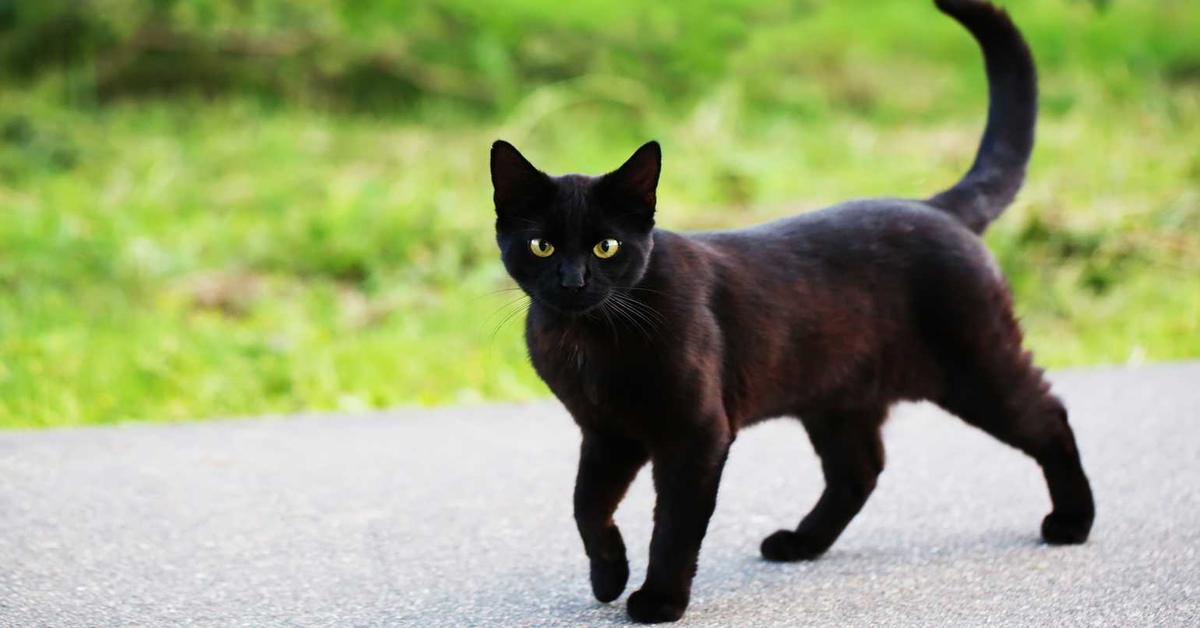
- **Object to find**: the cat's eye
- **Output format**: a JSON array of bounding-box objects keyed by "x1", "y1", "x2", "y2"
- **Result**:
[
  {"x1": 593, "y1": 239, "x2": 621, "y2": 259},
  {"x1": 529, "y1": 238, "x2": 555, "y2": 258}
]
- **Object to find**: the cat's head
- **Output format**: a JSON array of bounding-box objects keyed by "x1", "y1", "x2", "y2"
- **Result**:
[{"x1": 490, "y1": 140, "x2": 660, "y2": 315}]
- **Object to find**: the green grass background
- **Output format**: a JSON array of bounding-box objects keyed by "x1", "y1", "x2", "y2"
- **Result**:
[{"x1": 1, "y1": 0, "x2": 1198, "y2": 427}]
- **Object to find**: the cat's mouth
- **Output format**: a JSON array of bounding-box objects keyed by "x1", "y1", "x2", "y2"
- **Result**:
[{"x1": 535, "y1": 290, "x2": 608, "y2": 316}]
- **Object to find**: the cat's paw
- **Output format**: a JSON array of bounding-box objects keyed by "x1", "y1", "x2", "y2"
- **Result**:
[
  {"x1": 1041, "y1": 510, "x2": 1093, "y2": 545},
  {"x1": 589, "y1": 557, "x2": 629, "y2": 603},
  {"x1": 626, "y1": 588, "x2": 686, "y2": 624},
  {"x1": 760, "y1": 529, "x2": 828, "y2": 562}
]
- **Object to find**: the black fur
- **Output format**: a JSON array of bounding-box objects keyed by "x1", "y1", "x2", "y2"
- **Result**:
[
  {"x1": 489, "y1": 1, "x2": 1094, "y2": 623},
  {"x1": 928, "y1": 0, "x2": 1039, "y2": 233}
]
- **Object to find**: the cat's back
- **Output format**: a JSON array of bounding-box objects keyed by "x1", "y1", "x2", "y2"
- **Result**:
[{"x1": 690, "y1": 197, "x2": 989, "y2": 273}]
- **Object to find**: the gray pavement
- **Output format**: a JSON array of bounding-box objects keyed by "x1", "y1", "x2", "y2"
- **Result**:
[{"x1": 2, "y1": 362, "x2": 1199, "y2": 627}]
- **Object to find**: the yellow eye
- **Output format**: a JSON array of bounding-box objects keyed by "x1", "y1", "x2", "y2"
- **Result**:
[
  {"x1": 529, "y1": 238, "x2": 555, "y2": 258},
  {"x1": 593, "y1": 239, "x2": 621, "y2": 259}
]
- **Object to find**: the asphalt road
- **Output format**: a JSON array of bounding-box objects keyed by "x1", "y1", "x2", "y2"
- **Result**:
[{"x1": 2, "y1": 363, "x2": 1199, "y2": 627}]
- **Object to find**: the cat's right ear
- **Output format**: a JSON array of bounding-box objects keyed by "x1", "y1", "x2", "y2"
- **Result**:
[
  {"x1": 491, "y1": 140, "x2": 550, "y2": 214},
  {"x1": 601, "y1": 141, "x2": 661, "y2": 208}
]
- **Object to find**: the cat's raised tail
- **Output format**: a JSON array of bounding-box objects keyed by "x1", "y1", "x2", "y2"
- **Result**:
[{"x1": 927, "y1": 0, "x2": 1037, "y2": 235}]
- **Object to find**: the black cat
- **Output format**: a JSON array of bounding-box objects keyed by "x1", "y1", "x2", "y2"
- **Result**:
[{"x1": 489, "y1": 0, "x2": 1094, "y2": 623}]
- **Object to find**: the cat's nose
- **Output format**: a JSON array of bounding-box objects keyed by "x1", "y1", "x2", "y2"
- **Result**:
[{"x1": 559, "y1": 264, "x2": 587, "y2": 291}]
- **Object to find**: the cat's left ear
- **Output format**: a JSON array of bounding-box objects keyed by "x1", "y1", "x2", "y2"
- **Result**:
[
  {"x1": 491, "y1": 140, "x2": 552, "y2": 214},
  {"x1": 601, "y1": 141, "x2": 661, "y2": 210}
]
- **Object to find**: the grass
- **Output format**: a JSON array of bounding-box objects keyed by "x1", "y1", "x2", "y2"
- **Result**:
[{"x1": 1, "y1": 0, "x2": 1199, "y2": 428}]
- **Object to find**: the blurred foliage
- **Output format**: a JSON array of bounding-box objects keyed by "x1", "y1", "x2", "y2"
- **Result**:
[
  {"x1": 1, "y1": 0, "x2": 1198, "y2": 427},
  {"x1": 0, "y1": 0, "x2": 794, "y2": 113}
]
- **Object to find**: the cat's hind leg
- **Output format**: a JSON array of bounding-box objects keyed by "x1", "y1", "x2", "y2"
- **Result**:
[
  {"x1": 936, "y1": 346, "x2": 1095, "y2": 545},
  {"x1": 761, "y1": 407, "x2": 887, "y2": 562}
]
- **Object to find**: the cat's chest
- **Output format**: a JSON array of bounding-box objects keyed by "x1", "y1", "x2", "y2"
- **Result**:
[
  {"x1": 527, "y1": 326, "x2": 659, "y2": 419},
  {"x1": 530, "y1": 331, "x2": 611, "y2": 401}
]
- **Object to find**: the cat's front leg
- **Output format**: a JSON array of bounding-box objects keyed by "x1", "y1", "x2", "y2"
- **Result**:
[
  {"x1": 574, "y1": 430, "x2": 649, "y2": 603},
  {"x1": 627, "y1": 427, "x2": 732, "y2": 624}
]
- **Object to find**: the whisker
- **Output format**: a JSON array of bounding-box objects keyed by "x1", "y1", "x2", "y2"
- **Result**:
[
  {"x1": 615, "y1": 285, "x2": 669, "y2": 297},
  {"x1": 617, "y1": 291, "x2": 668, "y2": 325},
  {"x1": 610, "y1": 293, "x2": 673, "y2": 343},
  {"x1": 489, "y1": 300, "x2": 530, "y2": 346},
  {"x1": 597, "y1": 300, "x2": 620, "y2": 346},
  {"x1": 605, "y1": 300, "x2": 638, "y2": 339},
  {"x1": 612, "y1": 293, "x2": 665, "y2": 330},
  {"x1": 480, "y1": 294, "x2": 533, "y2": 332},
  {"x1": 608, "y1": 297, "x2": 653, "y2": 342},
  {"x1": 467, "y1": 286, "x2": 525, "y2": 305},
  {"x1": 619, "y1": 298, "x2": 666, "y2": 328}
]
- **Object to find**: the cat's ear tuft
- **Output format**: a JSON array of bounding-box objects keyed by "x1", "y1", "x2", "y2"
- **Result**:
[
  {"x1": 491, "y1": 140, "x2": 549, "y2": 211},
  {"x1": 604, "y1": 141, "x2": 661, "y2": 208}
]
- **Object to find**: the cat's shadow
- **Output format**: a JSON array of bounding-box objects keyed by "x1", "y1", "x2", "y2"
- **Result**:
[{"x1": 543, "y1": 529, "x2": 1051, "y2": 626}]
